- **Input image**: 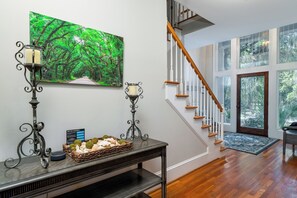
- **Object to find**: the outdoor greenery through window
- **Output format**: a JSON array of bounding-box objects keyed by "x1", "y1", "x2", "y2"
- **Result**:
[
  {"x1": 240, "y1": 75, "x2": 265, "y2": 129},
  {"x1": 218, "y1": 41, "x2": 231, "y2": 71},
  {"x1": 214, "y1": 21, "x2": 297, "y2": 131},
  {"x1": 239, "y1": 31, "x2": 269, "y2": 68},
  {"x1": 217, "y1": 76, "x2": 231, "y2": 123},
  {"x1": 278, "y1": 70, "x2": 297, "y2": 127},
  {"x1": 279, "y1": 22, "x2": 297, "y2": 63}
]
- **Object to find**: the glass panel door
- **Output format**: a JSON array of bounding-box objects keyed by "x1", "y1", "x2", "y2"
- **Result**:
[{"x1": 237, "y1": 72, "x2": 268, "y2": 136}]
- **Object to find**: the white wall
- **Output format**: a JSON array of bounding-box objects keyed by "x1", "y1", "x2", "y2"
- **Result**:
[
  {"x1": 189, "y1": 45, "x2": 213, "y2": 88},
  {"x1": 0, "y1": 0, "x2": 206, "y2": 177}
]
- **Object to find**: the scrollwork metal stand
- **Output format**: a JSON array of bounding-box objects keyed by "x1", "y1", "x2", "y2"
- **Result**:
[
  {"x1": 120, "y1": 82, "x2": 148, "y2": 141},
  {"x1": 4, "y1": 41, "x2": 51, "y2": 169}
]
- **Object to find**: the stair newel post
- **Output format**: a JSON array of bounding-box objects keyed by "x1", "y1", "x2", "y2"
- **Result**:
[
  {"x1": 217, "y1": 109, "x2": 221, "y2": 141},
  {"x1": 205, "y1": 91, "x2": 207, "y2": 125},
  {"x1": 196, "y1": 76, "x2": 200, "y2": 108},
  {"x1": 206, "y1": 90, "x2": 209, "y2": 125},
  {"x1": 192, "y1": 71, "x2": 195, "y2": 106},
  {"x1": 199, "y1": 80, "x2": 202, "y2": 116},
  {"x1": 179, "y1": 47, "x2": 184, "y2": 94},
  {"x1": 216, "y1": 107, "x2": 219, "y2": 135},
  {"x1": 190, "y1": 73, "x2": 194, "y2": 105},
  {"x1": 220, "y1": 111, "x2": 224, "y2": 141},
  {"x1": 212, "y1": 100, "x2": 215, "y2": 133},
  {"x1": 208, "y1": 93, "x2": 211, "y2": 126},
  {"x1": 208, "y1": 92, "x2": 211, "y2": 125},
  {"x1": 209, "y1": 96, "x2": 212, "y2": 133},
  {"x1": 186, "y1": 62, "x2": 190, "y2": 97},
  {"x1": 193, "y1": 72, "x2": 196, "y2": 106},
  {"x1": 188, "y1": 70, "x2": 192, "y2": 106},
  {"x1": 208, "y1": 95, "x2": 213, "y2": 130},
  {"x1": 213, "y1": 101, "x2": 217, "y2": 132},
  {"x1": 195, "y1": 75, "x2": 197, "y2": 107},
  {"x1": 191, "y1": 70, "x2": 195, "y2": 106},
  {"x1": 206, "y1": 91, "x2": 209, "y2": 125},
  {"x1": 202, "y1": 85, "x2": 205, "y2": 124},
  {"x1": 175, "y1": 40, "x2": 178, "y2": 82},
  {"x1": 194, "y1": 76, "x2": 197, "y2": 107},
  {"x1": 170, "y1": 34, "x2": 174, "y2": 81}
]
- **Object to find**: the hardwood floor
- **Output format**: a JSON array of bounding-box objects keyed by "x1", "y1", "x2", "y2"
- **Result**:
[{"x1": 150, "y1": 140, "x2": 297, "y2": 198}]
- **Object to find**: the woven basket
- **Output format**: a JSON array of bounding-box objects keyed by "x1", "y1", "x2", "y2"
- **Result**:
[{"x1": 63, "y1": 137, "x2": 133, "y2": 163}]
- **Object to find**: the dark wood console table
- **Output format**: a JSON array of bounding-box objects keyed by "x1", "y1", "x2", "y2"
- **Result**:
[{"x1": 0, "y1": 138, "x2": 167, "y2": 198}]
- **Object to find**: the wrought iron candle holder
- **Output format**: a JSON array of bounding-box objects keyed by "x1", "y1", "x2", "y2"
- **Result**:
[
  {"x1": 120, "y1": 82, "x2": 148, "y2": 141},
  {"x1": 4, "y1": 41, "x2": 51, "y2": 169}
]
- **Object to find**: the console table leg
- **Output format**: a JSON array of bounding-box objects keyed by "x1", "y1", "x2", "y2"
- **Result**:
[{"x1": 161, "y1": 147, "x2": 167, "y2": 198}]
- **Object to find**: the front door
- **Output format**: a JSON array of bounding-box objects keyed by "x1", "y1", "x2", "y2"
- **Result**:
[{"x1": 236, "y1": 72, "x2": 268, "y2": 136}]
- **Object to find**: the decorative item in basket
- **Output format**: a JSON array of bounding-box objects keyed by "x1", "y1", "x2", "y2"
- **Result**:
[{"x1": 63, "y1": 135, "x2": 133, "y2": 162}]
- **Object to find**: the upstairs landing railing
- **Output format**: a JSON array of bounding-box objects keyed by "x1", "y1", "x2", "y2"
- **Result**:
[
  {"x1": 166, "y1": 22, "x2": 224, "y2": 142},
  {"x1": 167, "y1": 0, "x2": 198, "y2": 28}
]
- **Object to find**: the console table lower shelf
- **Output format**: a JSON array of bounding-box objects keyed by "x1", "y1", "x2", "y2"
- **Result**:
[
  {"x1": 57, "y1": 168, "x2": 159, "y2": 198},
  {"x1": 0, "y1": 138, "x2": 167, "y2": 198}
]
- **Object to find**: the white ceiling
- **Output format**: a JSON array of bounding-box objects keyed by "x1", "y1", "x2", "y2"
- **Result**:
[{"x1": 178, "y1": 0, "x2": 297, "y2": 49}]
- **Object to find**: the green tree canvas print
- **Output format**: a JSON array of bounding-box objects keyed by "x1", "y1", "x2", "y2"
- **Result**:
[{"x1": 30, "y1": 12, "x2": 124, "y2": 87}]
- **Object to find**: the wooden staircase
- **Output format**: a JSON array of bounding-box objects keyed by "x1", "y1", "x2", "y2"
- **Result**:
[{"x1": 165, "y1": 22, "x2": 226, "y2": 156}]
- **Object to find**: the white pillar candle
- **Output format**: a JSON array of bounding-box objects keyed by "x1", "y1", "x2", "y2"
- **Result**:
[
  {"x1": 128, "y1": 85, "x2": 138, "y2": 96},
  {"x1": 25, "y1": 49, "x2": 41, "y2": 64}
]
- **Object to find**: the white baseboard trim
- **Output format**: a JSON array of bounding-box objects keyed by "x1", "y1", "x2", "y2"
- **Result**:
[{"x1": 155, "y1": 149, "x2": 221, "y2": 183}]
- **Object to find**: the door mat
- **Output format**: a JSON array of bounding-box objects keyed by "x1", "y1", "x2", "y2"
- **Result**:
[{"x1": 224, "y1": 131, "x2": 279, "y2": 155}]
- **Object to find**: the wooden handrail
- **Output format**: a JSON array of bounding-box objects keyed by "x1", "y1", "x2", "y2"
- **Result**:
[{"x1": 167, "y1": 22, "x2": 223, "y2": 112}]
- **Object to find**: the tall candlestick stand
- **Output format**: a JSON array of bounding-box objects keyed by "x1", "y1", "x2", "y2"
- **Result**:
[
  {"x1": 120, "y1": 82, "x2": 148, "y2": 141},
  {"x1": 4, "y1": 41, "x2": 51, "y2": 169}
]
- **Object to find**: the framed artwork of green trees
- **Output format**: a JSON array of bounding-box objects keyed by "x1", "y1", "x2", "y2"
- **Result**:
[{"x1": 30, "y1": 12, "x2": 124, "y2": 87}]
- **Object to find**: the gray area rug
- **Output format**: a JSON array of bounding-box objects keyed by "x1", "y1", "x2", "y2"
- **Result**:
[{"x1": 224, "y1": 131, "x2": 279, "y2": 155}]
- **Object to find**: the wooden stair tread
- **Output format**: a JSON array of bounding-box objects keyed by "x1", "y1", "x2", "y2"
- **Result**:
[
  {"x1": 176, "y1": 94, "x2": 189, "y2": 98},
  {"x1": 193, "y1": 116, "x2": 204, "y2": 120},
  {"x1": 201, "y1": 124, "x2": 211, "y2": 129},
  {"x1": 185, "y1": 106, "x2": 198, "y2": 109},
  {"x1": 208, "y1": 132, "x2": 217, "y2": 137},
  {"x1": 165, "y1": 80, "x2": 180, "y2": 85},
  {"x1": 220, "y1": 146, "x2": 227, "y2": 152},
  {"x1": 214, "y1": 139, "x2": 223, "y2": 145}
]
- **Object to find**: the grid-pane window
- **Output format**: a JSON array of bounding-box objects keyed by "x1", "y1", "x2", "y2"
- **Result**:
[
  {"x1": 217, "y1": 76, "x2": 231, "y2": 123},
  {"x1": 279, "y1": 23, "x2": 297, "y2": 63},
  {"x1": 239, "y1": 31, "x2": 269, "y2": 68},
  {"x1": 278, "y1": 70, "x2": 297, "y2": 127},
  {"x1": 218, "y1": 40, "x2": 231, "y2": 71}
]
